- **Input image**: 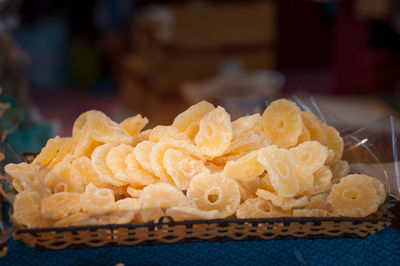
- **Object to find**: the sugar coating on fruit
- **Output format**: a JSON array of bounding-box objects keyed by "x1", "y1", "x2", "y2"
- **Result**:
[
  {"x1": 256, "y1": 189, "x2": 308, "y2": 211},
  {"x1": 223, "y1": 149, "x2": 265, "y2": 182},
  {"x1": 119, "y1": 114, "x2": 148, "y2": 138},
  {"x1": 172, "y1": 101, "x2": 215, "y2": 138},
  {"x1": 327, "y1": 174, "x2": 381, "y2": 217},
  {"x1": 258, "y1": 145, "x2": 299, "y2": 197},
  {"x1": 290, "y1": 141, "x2": 328, "y2": 173},
  {"x1": 262, "y1": 99, "x2": 303, "y2": 148},
  {"x1": 41, "y1": 192, "x2": 81, "y2": 220},
  {"x1": 166, "y1": 206, "x2": 221, "y2": 221},
  {"x1": 80, "y1": 183, "x2": 117, "y2": 216},
  {"x1": 195, "y1": 106, "x2": 233, "y2": 158}
]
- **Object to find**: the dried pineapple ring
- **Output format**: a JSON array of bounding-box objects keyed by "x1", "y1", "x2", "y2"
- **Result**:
[
  {"x1": 368, "y1": 177, "x2": 386, "y2": 205},
  {"x1": 226, "y1": 114, "x2": 271, "y2": 155},
  {"x1": 74, "y1": 110, "x2": 133, "y2": 145},
  {"x1": 172, "y1": 100, "x2": 215, "y2": 138},
  {"x1": 13, "y1": 191, "x2": 52, "y2": 228},
  {"x1": 330, "y1": 160, "x2": 350, "y2": 184},
  {"x1": 40, "y1": 192, "x2": 81, "y2": 220},
  {"x1": 105, "y1": 144, "x2": 134, "y2": 181},
  {"x1": 238, "y1": 177, "x2": 263, "y2": 202},
  {"x1": 236, "y1": 198, "x2": 281, "y2": 218},
  {"x1": 186, "y1": 172, "x2": 240, "y2": 218},
  {"x1": 256, "y1": 189, "x2": 309, "y2": 211},
  {"x1": 73, "y1": 129, "x2": 100, "y2": 157},
  {"x1": 163, "y1": 148, "x2": 208, "y2": 190},
  {"x1": 297, "y1": 126, "x2": 311, "y2": 145},
  {"x1": 48, "y1": 138, "x2": 77, "y2": 169},
  {"x1": 49, "y1": 163, "x2": 83, "y2": 193},
  {"x1": 125, "y1": 153, "x2": 158, "y2": 186},
  {"x1": 223, "y1": 149, "x2": 265, "y2": 182},
  {"x1": 327, "y1": 174, "x2": 381, "y2": 217},
  {"x1": 290, "y1": 141, "x2": 328, "y2": 173},
  {"x1": 5, "y1": 163, "x2": 50, "y2": 195},
  {"x1": 301, "y1": 111, "x2": 327, "y2": 145},
  {"x1": 262, "y1": 99, "x2": 303, "y2": 148},
  {"x1": 119, "y1": 114, "x2": 148, "y2": 138},
  {"x1": 91, "y1": 143, "x2": 127, "y2": 186},
  {"x1": 307, "y1": 194, "x2": 332, "y2": 211},
  {"x1": 80, "y1": 183, "x2": 117, "y2": 216},
  {"x1": 292, "y1": 209, "x2": 336, "y2": 217},
  {"x1": 295, "y1": 166, "x2": 314, "y2": 195},
  {"x1": 126, "y1": 186, "x2": 143, "y2": 198},
  {"x1": 213, "y1": 153, "x2": 246, "y2": 166},
  {"x1": 134, "y1": 140, "x2": 155, "y2": 174},
  {"x1": 258, "y1": 145, "x2": 299, "y2": 197},
  {"x1": 54, "y1": 212, "x2": 89, "y2": 227},
  {"x1": 166, "y1": 206, "x2": 221, "y2": 221},
  {"x1": 150, "y1": 140, "x2": 203, "y2": 182},
  {"x1": 149, "y1": 126, "x2": 192, "y2": 143},
  {"x1": 195, "y1": 106, "x2": 233, "y2": 158},
  {"x1": 312, "y1": 166, "x2": 332, "y2": 195},
  {"x1": 99, "y1": 198, "x2": 141, "y2": 224},
  {"x1": 32, "y1": 136, "x2": 64, "y2": 166},
  {"x1": 72, "y1": 156, "x2": 107, "y2": 187},
  {"x1": 139, "y1": 183, "x2": 188, "y2": 222},
  {"x1": 325, "y1": 126, "x2": 344, "y2": 165},
  {"x1": 131, "y1": 129, "x2": 152, "y2": 147}
]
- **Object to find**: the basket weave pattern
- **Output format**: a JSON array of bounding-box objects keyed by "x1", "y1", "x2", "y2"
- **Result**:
[{"x1": 12, "y1": 216, "x2": 392, "y2": 251}]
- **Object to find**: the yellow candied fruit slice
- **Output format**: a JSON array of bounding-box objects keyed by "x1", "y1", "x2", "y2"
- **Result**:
[
  {"x1": 80, "y1": 183, "x2": 117, "y2": 216},
  {"x1": 51, "y1": 162, "x2": 85, "y2": 193},
  {"x1": 40, "y1": 192, "x2": 81, "y2": 220},
  {"x1": 223, "y1": 149, "x2": 265, "y2": 182},
  {"x1": 166, "y1": 206, "x2": 221, "y2": 221},
  {"x1": 105, "y1": 144, "x2": 134, "y2": 181},
  {"x1": 307, "y1": 194, "x2": 332, "y2": 211},
  {"x1": 32, "y1": 136, "x2": 64, "y2": 166},
  {"x1": 126, "y1": 186, "x2": 143, "y2": 198},
  {"x1": 330, "y1": 160, "x2": 350, "y2": 184},
  {"x1": 262, "y1": 99, "x2": 303, "y2": 148},
  {"x1": 186, "y1": 172, "x2": 240, "y2": 218},
  {"x1": 236, "y1": 198, "x2": 285, "y2": 218},
  {"x1": 258, "y1": 145, "x2": 299, "y2": 197},
  {"x1": 290, "y1": 141, "x2": 328, "y2": 173},
  {"x1": 327, "y1": 174, "x2": 381, "y2": 217},
  {"x1": 311, "y1": 166, "x2": 332, "y2": 195},
  {"x1": 124, "y1": 153, "x2": 158, "y2": 186},
  {"x1": 48, "y1": 137, "x2": 77, "y2": 169},
  {"x1": 172, "y1": 101, "x2": 215, "y2": 138},
  {"x1": 72, "y1": 156, "x2": 106, "y2": 187},
  {"x1": 256, "y1": 189, "x2": 309, "y2": 211},
  {"x1": 91, "y1": 143, "x2": 127, "y2": 186},
  {"x1": 139, "y1": 183, "x2": 188, "y2": 222},
  {"x1": 325, "y1": 126, "x2": 344, "y2": 165},
  {"x1": 5, "y1": 163, "x2": 50, "y2": 195},
  {"x1": 74, "y1": 110, "x2": 133, "y2": 145},
  {"x1": 295, "y1": 166, "x2": 314, "y2": 195},
  {"x1": 212, "y1": 153, "x2": 245, "y2": 166},
  {"x1": 131, "y1": 129, "x2": 152, "y2": 147},
  {"x1": 119, "y1": 114, "x2": 148, "y2": 138},
  {"x1": 99, "y1": 198, "x2": 141, "y2": 224},
  {"x1": 134, "y1": 141, "x2": 155, "y2": 174},
  {"x1": 13, "y1": 191, "x2": 53, "y2": 228},
  {"x1": 149, "y1": 125, "x2": 192, "y2": 143},
  {"x1": 54, "y1": 212, "x2": 89, "y2": 227},
  {"x1": 238, "y1": 176, "x2": 263, "y2": 202},
  {"x1": 194, "y1": 106, "x2": 233, "y2": 158},
  {"x1": 163, "y1": 148, "x2": 208, "y2": 190},
  {"x1": 301, "y1": 111, "x2": 327, "y2": 145},
  {"x1": 367, "y1": 176, "x2": 386, "y2": 205},
  {"x1": 297, "y1": 126, "x2": 311, "y2": 145},
  {"x1": 150, "y1": 140, "x2": 203, "y2": 183}
]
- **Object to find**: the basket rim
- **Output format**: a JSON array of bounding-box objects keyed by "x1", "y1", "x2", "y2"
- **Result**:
[{"x1": 14, "y1": 214, "x2": 394, "y2": 234}]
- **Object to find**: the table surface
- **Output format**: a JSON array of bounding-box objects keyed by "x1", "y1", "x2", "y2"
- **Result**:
[{"x1": 2, "y1": 227, "x2": 400, "y2": 265}]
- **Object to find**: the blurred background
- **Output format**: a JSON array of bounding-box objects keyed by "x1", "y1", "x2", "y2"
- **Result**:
[{"x1": 1, "y1": 0, "x2": 400, "y2": 151}]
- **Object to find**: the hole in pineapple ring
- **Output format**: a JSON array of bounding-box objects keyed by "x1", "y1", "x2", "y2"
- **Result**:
[
  {"x1": 276, "y1": 120, "x2": 285, "y2": 130},
  {"x1": 342, "y1": 188, "x2": 360, "y2": 200},
  {"x1": 205, "y1": 124, "x2": 214, "y2": 138},
  {"x1": 54, "y1": 183, "x2": 67, "y2": 193},
  {"x1": 205, "y1": 187, "x2": 222, "y2": 204},
  {"x1": 180, "y1": 159, "x2": 197, "y2": 176},
  {"x1": 275, "y1": 160, "x2": 289, "y2": 179}
]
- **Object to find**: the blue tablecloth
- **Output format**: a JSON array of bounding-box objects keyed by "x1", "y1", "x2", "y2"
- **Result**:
[{"x1": 3, "y1": 227, "x2": 400, "y2": 265}]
